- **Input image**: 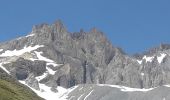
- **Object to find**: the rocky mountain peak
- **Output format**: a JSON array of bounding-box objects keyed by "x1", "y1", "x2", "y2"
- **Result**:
[
  {"x1": 90, "y1": 27, "x2": 98, "y2": 33},
  {"x1": 53, "y1": 20, "x2": 67, "y2": 33},
  {"x1": 32, "y1": 23, "x2": 50, "y2": 33},
  {"x1": 31, "y1": 20, "x2": 67, "y2": 35},
  {"x1": 89, "y1": 27, "x2": 104, "y2": 36},
  {"x1": 139, "y1": 43, "x2": 170, "y2": 56},
  {"x1": 27, "y1": 20, "x2": 69, "y2": 44},
  {"x1": 159, "y1": 43, "x2": 170, "y2": 51},
  {"x1": 133, "y1": 43, "x2": 170, "y2": 59}
]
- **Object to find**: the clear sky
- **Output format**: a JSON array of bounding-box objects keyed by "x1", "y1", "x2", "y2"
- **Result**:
[{"x1": 0, "y1": 0, "x2": 170, "y2": 54}]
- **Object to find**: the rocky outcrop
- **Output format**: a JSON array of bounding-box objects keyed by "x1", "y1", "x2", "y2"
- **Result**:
[
  {"x1": 25, "y1": 73, "x2": 40, "y2": 90},
  {"x1": 3, "y1": 58, "x2": 46, "y2": 80}
]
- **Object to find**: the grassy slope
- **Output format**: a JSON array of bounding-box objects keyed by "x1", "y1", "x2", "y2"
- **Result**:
[{"x1": 0, "y1": 69, "x2": 44, "y2": 100}]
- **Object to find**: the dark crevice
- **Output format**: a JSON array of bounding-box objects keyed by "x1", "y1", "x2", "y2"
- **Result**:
[
  {"x1": 68, "y1": 78, "x2": 76, "y2": 87},
  {"x1": 51, "y1": 32, "x2": 55, "y2": 41},
  {"x1": 83, "y1": 61, "x2": 87, "y2": 83},
  {"x1": 56, "y1": 78, "x2": 61, "y2": 86}
]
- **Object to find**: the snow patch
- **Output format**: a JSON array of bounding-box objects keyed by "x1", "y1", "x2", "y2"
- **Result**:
[
  {"x1": 35, "y1": 72, "x2": 48, "y2": 81},
  {"x1": 19, "y1": 81, "x2": 69, "y2": 100},
  {"x1": 0, "y1": 63, "x2": 10, "y2": 74},
  {"x1": 34, "y1": 51, "x2": 54, "y2": 63},
  {"x1": 157, "y1": 53, "x2": 166, "y2": 64},
  {"x1": 0, "y1": 45, "x2": 44, "y2": 57},
  {"x1": 98, "y1": 84, "x2": 154, "y2": 92},
  {"x1": 141, "y1": 73, "x2": 144, "y2": 76},
  {"x1": 0, "y1": 49, "x2": 3, "y2": 52},
  {"x1": 25, "y1": 34, "x2": 35, "y2": 38},
  {"x1": 47, "y1": 62, "x2": 60, "y2": 67},
  {"x1": 17, "y1": 34, "x2": 35, "y2": 40},
  {"x1": 164, "y1": 85, "x2": 170, "y2": 87},
  {"x1": 143, "y1": 56, "x2": 154, "y2": 63},
  {"x1": 46, "y1": 67, "x2": 56, "y2": 75},
  {"x1": 137, "y1": 60, "x2": 142, "y2": 64}
]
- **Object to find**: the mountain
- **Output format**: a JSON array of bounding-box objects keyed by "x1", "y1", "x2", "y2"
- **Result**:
[{"x1": 0, "y1": 20, "x2": 170, "y2": 100}]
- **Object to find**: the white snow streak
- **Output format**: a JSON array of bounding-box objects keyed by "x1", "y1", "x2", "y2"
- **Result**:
[
  {"x1": 78, "y1": 94, "x2": 84, "y2": 100},
  {"x1": 0, "y1": 45, "x2": 44, "y2": 57},
  {"x1": 157, "y1": 53, "x2": 166, "y2": 64},
  {"x1": 17, "y1": 34, "x2": 35, "y2": 40},
  {"x1": 35, "y1": 72, "x2": 48, "y2": 81},
  {"x1": 164, "y1": 85, "x2": 170, "y2": 87},
  {"x1": 84, "y1": 90, "x2": 94, "y2": 100},
  {"x1": 98, "y1": 84, "x2": 154, "y2": 92},
  {"x1": 34, "y1": 51, "x2": 54, "y2": 63},
  {"x1": 46, "y1": 67, "x2": 56, "y2": 75},
  {"x1": 47, "y1": 62, "x2": 60, "y2": 67},
  {"x1": 79, "y1": 87, "x2": 84, "y2": 91},
  {"x1": 25, "y1": 34, "x2": 35, "y2": 38},
  {"x1": 0, "y1": 49, "x2": 3, "y2": 52},
  {"x1": 0, "y1": 63, "x2": 10, "y2": 74}
]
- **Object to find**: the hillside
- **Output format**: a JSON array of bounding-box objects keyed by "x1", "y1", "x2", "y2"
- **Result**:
[{"x1": 0, "y1": 68, "x2": 44, "y2": 100}]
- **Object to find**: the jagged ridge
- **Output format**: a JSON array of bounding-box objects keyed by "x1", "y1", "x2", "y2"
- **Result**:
[{"x1": 0, "y1": 20, "x2": 170, "y2": 100}]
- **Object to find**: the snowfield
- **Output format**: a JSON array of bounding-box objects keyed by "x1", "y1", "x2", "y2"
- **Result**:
[
  {"x1": 0, "y1": 45, "x2": 44, "y2": 57},
  {"x1": 19, "y1": 80, "x2": 78, "y2": 100}
]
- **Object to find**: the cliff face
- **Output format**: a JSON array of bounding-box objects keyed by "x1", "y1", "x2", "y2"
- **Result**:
[{"x1": 0, "y1": 20, "x2": 170, "y2": 93}]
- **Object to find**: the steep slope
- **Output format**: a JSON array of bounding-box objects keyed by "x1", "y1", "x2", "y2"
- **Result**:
[
  {"x1": 64, "y1": 84, "x2": 170, "y2": 100},
  {"x1": 0, "y1": 68, "x2": 43, "y2": 100}
]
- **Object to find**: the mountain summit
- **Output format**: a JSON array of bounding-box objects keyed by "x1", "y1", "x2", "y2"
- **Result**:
[{"x1": 0, "y1": 20, "x2": 170, "y2": 100}]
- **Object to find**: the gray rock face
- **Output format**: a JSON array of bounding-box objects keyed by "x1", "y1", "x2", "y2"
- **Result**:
[
  {"x1": 3, "y1": 58, "x2": 46, "y2": 80},
  {"x1": 25, "y1": 73, "x2": 40, "y2": 90},
  {"x1": 1, "y1": 20, "x2": 170, "y2": 91},
  {"x1": 31, "y1": 60, "x2": 46, "y2": 76},
  {"x1": 105, "y1": 54, "x2": 142, "y2": 88}
]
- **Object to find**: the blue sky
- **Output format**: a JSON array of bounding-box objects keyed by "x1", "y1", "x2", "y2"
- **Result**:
[{"x1": 0, "y1": 0, "x2": 170, "y2": 54}]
